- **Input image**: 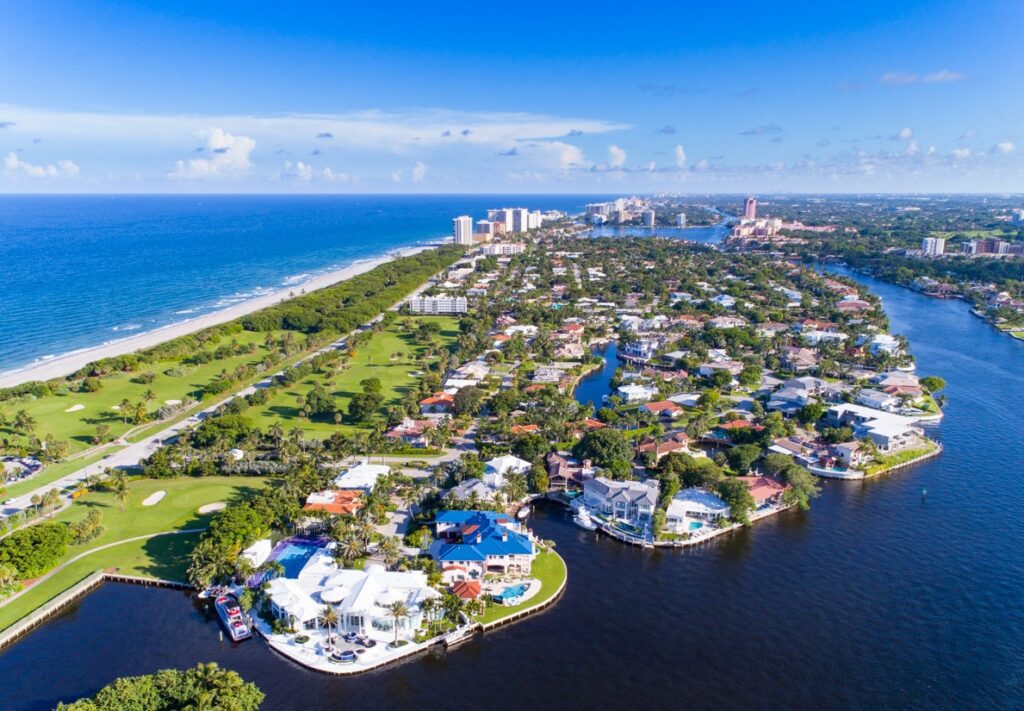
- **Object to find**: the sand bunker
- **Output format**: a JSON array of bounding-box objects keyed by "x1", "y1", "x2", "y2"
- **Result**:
[
  {"x1": 142, "y1": 491, "x2": 166, "y2": 507},
  {"x1": 198, "y1": 502, "x2": 226, "y2": 514},
  {"x1": 64, "y1": 404, "x2": 85, "y2": 413},
  {"x1": 110, "y1": 405, "x2": 121, "y2": 411},
  {"x1": 164, "y1": 399, "x2": 182, "y2": 405}
]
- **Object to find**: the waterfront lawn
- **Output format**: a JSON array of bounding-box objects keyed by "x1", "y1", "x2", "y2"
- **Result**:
[
  {"x1": 863, "y1": 441, "x2": 939, "y2": 477},
  {"x1": 0, "y1": 476, "x2": 265, "y2": 631},
  {"x1": 248, "y1": 317, "x2": 460, "y2": 437},
  {"x1": 0, "y1": 329, "x2": 297, "y2": 456},
  {"x1": 474, "y1": 550, "x2": 567, "y2": 625}
]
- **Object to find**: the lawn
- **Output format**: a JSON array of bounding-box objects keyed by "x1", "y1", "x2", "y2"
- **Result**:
[
  {"x1": 474, "y1": 550, "x2": 567, "y2": 625},
  {"x1": 0, "y1": 476, "x2": 265, "y2": 631},
  {"x1": 863, "y1": 441, "x2": 940, "y2": 477},
  {"x1": 248, "y1": 316, "x2": 460, "y2": 437},
  {"x1": 0, "y1": 329, "x2": 299, "y2": 456}
]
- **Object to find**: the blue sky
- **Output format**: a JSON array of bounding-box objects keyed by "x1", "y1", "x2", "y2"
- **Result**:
[{"x1": 1, "y1": 0, "x2": 1022, "y2": 193}]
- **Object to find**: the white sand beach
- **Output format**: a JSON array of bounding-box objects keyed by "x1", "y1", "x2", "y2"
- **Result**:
[{"x1": 0, "y1": 246, "x2": 432, "y2": 388}]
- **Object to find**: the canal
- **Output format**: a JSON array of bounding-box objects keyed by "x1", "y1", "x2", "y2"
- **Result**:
[{"x1": 2, "y1": 271, "x2": 1023, "y2": 710}]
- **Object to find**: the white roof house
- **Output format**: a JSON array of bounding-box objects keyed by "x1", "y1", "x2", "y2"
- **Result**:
[
  {"x1": 485, "y1": 455, "x2": 532, "y2": 477},
  {"x1": 616, "y1": 384, "x2": 659, "y2": 403},
  {"x1": 266, "y1": 551, "x2": 440, "y2": 642},
  {"x1": 666, "y1": 488, "x2": 731, "y2": 529},
  {"x1": 333, "y1": 459, "x2": 390, "y2": 492},
  {"x1": 240, "y1": 538, "x2": 273, "y2": 568}
]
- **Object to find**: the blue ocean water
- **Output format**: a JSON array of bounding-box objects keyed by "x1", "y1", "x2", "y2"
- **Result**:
[{"x1": 0, "y1": 195, "x2": 609, "y2": 373}]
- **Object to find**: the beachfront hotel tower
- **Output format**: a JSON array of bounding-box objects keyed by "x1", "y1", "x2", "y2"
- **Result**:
[{"x1": 453, "y1": 215, "x2": 474, "y2": 245}]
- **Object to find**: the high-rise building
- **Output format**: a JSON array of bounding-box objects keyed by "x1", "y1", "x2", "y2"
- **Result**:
[
  {"x1": 475, "y1": 220, "x2": 495, "y2": 239},
  {"x1": 744, "y1": 197, "x2": 757, "y2": 221},
  {"x1": 1012, "y1": 208, "x2": 1024, "y2": 224},
  {"x1": 453, "y1": 215, "x2": 474, "y2": 245},
  {"x1": 921, "y1": 237, "x2": 945, "y2": 256},
  {"x1": 511, "y1": 208, "x2": 530, "y2": 233},
  {"x1": 642, "y1": 210, "x2": 656, "y2": 228},
  {"x1": 676, "y1": 213, "x2": 687, "y2": 228},
  {"x1": 527, "y1": 210, "x2": 542, "y2": 230}
]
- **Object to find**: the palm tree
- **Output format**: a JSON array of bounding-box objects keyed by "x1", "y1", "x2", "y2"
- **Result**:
[
  {"x1": 386, "y1": 600, "x2": 410, "y2": 646},
  {"x1": 356, "y1": 518, "x2": 376, "y2": 548},
  {"x1": 336, "y1": 535, "x2": 363, "y2": 567},
  {"x1": 420, "y1": 596, "x2": 439, "y2": 636},
  {"x1": 378, "y1": 536, "x2": 401, "y2": 570},
  {"x1": 320, "y1": 605, "x2": 339, "y2": 645},
  {"x1": 111, "y1": 471, "x2": 129, "y2": 510},
  {"x1": 269, "y1": 422, "x2": 285, "y2": 447},
  {"x1": 13, "y1": 409, "x2": 36, "y2": 436}
]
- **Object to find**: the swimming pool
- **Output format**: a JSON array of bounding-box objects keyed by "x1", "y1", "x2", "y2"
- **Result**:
[
  {"x1": 689, "y1": 521, "x2": 704, "y2": 531},
  {"x1": 274, "y1": 543, "x2": 319, "y2": 578},
  {"x1": 494, "y1": 584, "x2": 529, "y2": 604}
]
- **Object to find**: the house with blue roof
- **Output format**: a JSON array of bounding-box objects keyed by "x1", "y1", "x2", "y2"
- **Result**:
[{"x1": 429, "y1": 510, "x2": 537, "y2": 581}]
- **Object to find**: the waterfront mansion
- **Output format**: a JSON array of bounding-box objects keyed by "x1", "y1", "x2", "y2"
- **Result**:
[
  {"x1": 429, "y1": 510, "x2": 536, "y2": 581},
  {"x1": 582, "y1": 477, "x2": 659, "y2": 524},
  {"x1": 266, "y1": 550, "x2": 439, "y2": 643}
]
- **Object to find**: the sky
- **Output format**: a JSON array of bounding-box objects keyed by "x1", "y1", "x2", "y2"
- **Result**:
[{"x1": 1, "y1": 0, "x2": 1023, "y2": 194}]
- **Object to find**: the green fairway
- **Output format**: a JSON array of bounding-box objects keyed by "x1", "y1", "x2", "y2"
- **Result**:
[
  {"x1": 0, "y1": 329, "x2": 300, "y2": 457},
  {"x1": 0, "y1": 476, "x2": 266, "y2": 631},
  {"x1": 248, "y1": 316, "x2": 460, "y2": 437}
]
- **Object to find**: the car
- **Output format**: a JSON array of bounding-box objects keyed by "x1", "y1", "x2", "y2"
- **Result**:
[{"x1": 3, "y1": 499, "x2": 15, "y2": 506}]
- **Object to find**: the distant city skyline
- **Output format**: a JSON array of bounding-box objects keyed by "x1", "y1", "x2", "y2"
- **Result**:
[{"x1": 2, "y1": 1, "x2": 1022, "y2": 193}]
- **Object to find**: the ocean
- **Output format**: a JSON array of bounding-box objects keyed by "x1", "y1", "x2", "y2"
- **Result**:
[{"x1": 0, "y1": 194, "x2": 611, "y2": 374}]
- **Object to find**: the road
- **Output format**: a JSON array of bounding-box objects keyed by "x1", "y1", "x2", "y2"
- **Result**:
[
  {"x1": 1, "y1": 331, "x2": 352, "y2": 519},
  {"x1": 2, "y1": 260, "x2": 457, "y2": 520}
]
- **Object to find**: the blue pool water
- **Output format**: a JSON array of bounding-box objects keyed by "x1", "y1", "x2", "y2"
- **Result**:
[
  {"x1": 274, "y1": 543, "x2": 318, "y2": 578},
  {"x1": 495, "y1": 584, "x2": 529, "y2": 602},
  {"x1": 689, "y1": 521, "x2": 704, "y2": 531}
]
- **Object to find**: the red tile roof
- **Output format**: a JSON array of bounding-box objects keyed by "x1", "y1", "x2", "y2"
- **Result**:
[
  {"x1": 452, "y1": 580, "x2": 482, "y2": 599},
  {"x1": 736, "y1": 476, "x2": 789, "y2": 504},
  {"x1": 303, "y1": 490, "x2": 363, "y2": 516}
]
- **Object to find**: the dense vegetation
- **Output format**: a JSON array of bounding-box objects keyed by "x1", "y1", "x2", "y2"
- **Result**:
[
  {"x1": 56, "y1": 663, "x2": 264, "y2": 711},
  {"x1": 0, "y1": 522, "x2": 71, "y2": 578}
]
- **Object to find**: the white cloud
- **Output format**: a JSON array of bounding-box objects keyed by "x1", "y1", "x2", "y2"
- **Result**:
[
  {"x1": 959, "y1": 129, "x2": 975, "y2": 141},
  {"x1": 171, "y1": 128, "x2": 255, "y2": 179},
  {"x1": 277, "y1": 160, "x2": 312, "y2": 181},
  {"x1": 321, "y1": 167, "x2": 350, "y2": 182},
  {"x1": 3, "y1": 152, "x2": 79, "y2": 178},
  {"x1": 411, "y1": 160, "x2": 427, "y2": 183},
  {"x1": 923, "y1": 69, "x2": 965, "y2": 83},
  {"x1": 674, "y1": 145, "x2": 687, "y2": 169},
  {"x1": 951, "y1": 148, "x2": 971, "y2": 159},
  {"x1": 881, "y1": 70, "x2": 965, "y2": 85},
  {"x1": 521, "y1": 141, "x2": 587, "y2": 171},
  {"x1": 905, "y1": 140, "x2": 920, "y2": 157},
  {"x1": 695, "y1": 159, "x2": 710, "y2": 171},
  {"x1": 897, "y1": 127, "x2": 914, "y2": 140},
  {"x1": 607, "y1": 145, "x2": 626, "y2": 168},
  {"x1": 881, "y1": 72, "x2": 919, "y2": 86},
  {"x1": 994, "y1": 142, "x2": 1015, "y2": 154},
  {"x1": 391, "y1": 170, "x2": 403, "y2": 183}
]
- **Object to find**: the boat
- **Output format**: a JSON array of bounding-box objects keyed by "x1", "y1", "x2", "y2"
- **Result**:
[
  {"x1": 516, "y1": 505, "x2": 530, "y2": 520},
  {"x1": 214, "y1": 594, "x2": 252, "y2": 642},
  {"x1": 573, "y1": 507, "x2": 598, "y2": 531}
]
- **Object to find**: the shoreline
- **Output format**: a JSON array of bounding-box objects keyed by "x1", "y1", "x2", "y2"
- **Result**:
[{"x1": 0, "y1": 245, "x2": 435, "y2": 389}]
